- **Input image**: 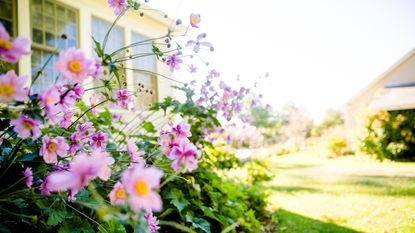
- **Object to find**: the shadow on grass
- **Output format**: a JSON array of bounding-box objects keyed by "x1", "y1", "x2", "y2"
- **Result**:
[
  {"x1": 276, "y1": 209, "x2": 362, "y2": 233},
  {"x1": 268, "y1": 186, "x2": 319, "y2": 194},
  {"x1": 337, "y1": 175, "x2": 415, "y2": 197},
  {"x1": 272, "y1": 164, "x2": 318, "y2": 170}
]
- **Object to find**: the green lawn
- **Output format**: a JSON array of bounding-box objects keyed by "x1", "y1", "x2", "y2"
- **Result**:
[{"x1": 266, "y1": 153, "x2": 415, "y2": 233}]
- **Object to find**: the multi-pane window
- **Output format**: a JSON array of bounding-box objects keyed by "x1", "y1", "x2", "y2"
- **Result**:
[
  {"x1": 0, "y1": 0, "x2": 16, "y2": 36},
  {"x1": 91, "y1": 16, "x2": 126, "y2": 87},
  {"x1": 30, "y1": 0, "x2": 78, "y2": 93},
  {"x1": 131, "y1": 32, "x2": 157, "y2": 105}
]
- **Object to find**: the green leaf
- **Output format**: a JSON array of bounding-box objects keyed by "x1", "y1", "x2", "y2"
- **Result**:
[
  {"x1": 0, "y1": 139, "x2": 12, "y2": 159},
  {"x1": 92, "y1": 36, "x2": 104, "y2": 58},
  {"x1": 12, "y1": 198, "x2": 28, "y2": 208},
  {"x1": 142, "y1": 121, "x2": 156, "y2": 133},
  {"x1": 47, "y1": 209, "x2": 64, "y2": 226},
  {"x1": 35, "y1": 199, "x2": 51, "y2": 210},
  {"x1": 186, "y1": 215, "x2": 211, "y2": 233},
  {"x1": 152, "y1": 45, "x2": 164, "y2": 59},
  {"x1": 98, "y1": 219, "x2": 126, "y2": 233},
  {"x1": 166, "y1": 188, "x2": 189, "y2": 212},
  {"x1": 18, "y1": 153, "x2": 37, "y2": 161},
  {"x1": 106, "y1": 142, "x2": 117, "y2": 151}
]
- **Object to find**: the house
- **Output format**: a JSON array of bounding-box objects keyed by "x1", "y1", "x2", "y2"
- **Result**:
[
  {"x1": 1, "y1": 0, "x2": 179, "y2": 107},
  {"x1": 344, "y1": 48, "x2": 415, "y2": 141}
]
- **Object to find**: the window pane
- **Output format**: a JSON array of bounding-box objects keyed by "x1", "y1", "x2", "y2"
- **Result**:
[
  {"x1": 91, "y1": 17, "x2": 124, "y2": 54},
  {"x1": 131, "y1": 32, "x2": 157, "y2": 105},
  {"x1": 30, "y1": 0, "x2": 78, "y2": 93},
  {"x1": 31, "y1": 51, "x2": 64, "y2": 94},
  {"x1": 0, "y1": 0, "x2": 15, "y2": 35},
  {"x1": 91, "y1": 17, "x2": 126, "y2": 88}
]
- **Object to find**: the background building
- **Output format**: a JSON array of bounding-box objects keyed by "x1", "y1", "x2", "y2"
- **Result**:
[
  {"x1": 344, "y1": 48, "x2": 415, "y2": 144},
  {"x1": 1, "y1": 0, "x2": 178, "y2": 107}
]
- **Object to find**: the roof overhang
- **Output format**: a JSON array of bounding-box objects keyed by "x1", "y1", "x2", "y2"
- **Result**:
[
  {"x1": 368, "y1": 86, "x2": 415, "y2": 111},
  {"x1": 346, "y1": 47, "x2": 415, "y2": 106}
]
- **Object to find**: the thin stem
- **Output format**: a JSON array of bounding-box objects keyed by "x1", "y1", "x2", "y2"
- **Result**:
[
  {"x1": 67, "y1": 100, "x2": 108, "y2": 130},
  {"x1": 158, "y1": 220, "x2": 197, "y2": 233},
  {"x1": 0, "y1": 126, "x2": 10, "y2": 138},
  {"x1": 0, "y1": 139, "x2": 24, "y2": 180},
  {"x1": 123, "y1": 67, "x2": 185, "y2": 84},
  {"x1": 102, "y1": 9, "x2": 127, "y2": 53},
  {"x1": 114, "y1": 52, "x2": 156, "y2": 63},
  {"x1": 159, "y1": 169, "x2": 181, "y2": 189},
  {"x1": 84, "y1": 85, "x2": 105, "y2": 92},
  {"x1": 63, "y1": 200, "x2": 108, "y2": 233},
  {"x1": 221, "y1": 222, "x2": 240, "y2": 233},
  {"x1": 110, "y1": 35, "x2": 168, "y2": 57},
  {"x1": 31, "y1": 54, "x2": 54, "y2": 90}
]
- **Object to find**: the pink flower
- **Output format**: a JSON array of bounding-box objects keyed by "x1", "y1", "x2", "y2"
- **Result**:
[
  {"x1": 126, "y1": 139, "x2": 145, "y2": 166},
  {"x1": 90, "y1": 149, "x2": 114, "y2": 181},
  {"x1": 114, "y1": 89, "x2": 131, "y2": 108},
  {"x1": 121, "y1": 166, "x2": 163, "y2": 212},
  {"x1": 60, "y1": 110, "x2": 73, "y2": 129},
  {"x1": 169, "y1": 138, "x2": 199, "y2": 172},
  {"x1": 207, "y1": 69, "x2": 220, "y2": 78},
  {"x1": 39, "y1": 85, "x2": 60, "y2": 107},
  {"x1": 75, "y1": 122, "x2": 95, "y2": 136},
  {"x1": 144, "y1": 211, "x2": 160, "y2": 232},
  {"x1": 44, "y1": 104, "x2": 62, "y2": 124},
  {"x1": 166, "y1": 54, "x2": 182, "y2": 72},
  {"x1": 172, "y1": 121, "x2": 192, "y2": 138},
  {"x1": 90, "y1": 61, "x2": 104, "y2": 79},
  {"x1": 39, "y1": 176, "x2": 50, "y2": 195},
  {"x1": 58, "y1": 84, "x2": 84, "y2": 110},
  {"x1": 188, "y1": 64, "x2": 197, "y2": 73},
  {"x1": 109, "y1": 182, "x2": 126, "y2": 205},
  {"x1": 0, "y1": 23, "x2": 31, "y2": 63},
  {"x1": 89, "y1": 94, "x2": 104, "y2": 115},
  {"x1": 108, "y1": 0, "x2": 128, "y2": 16},
  {"x1": 186, "y1": 33, "x2": 213, "y2": 53},
  {"x1": 40, "y1": 136, "x2": 69, "y2": 164},
  {"x1": 158, "y1": 131, "x2": 180, "y2": 156},
  {"x1": 10, "y1": 114, "x2": 42, "y2": 140},
  {"x1": 111, "y1": 112, "x2": 122, "y2": 122},
  {"x1": 54, "y1": 48, "x2": 94, "y2": 84},
  {"x1": 0, "y1": 70, "x2": 28, "y2": 102},
  {"x1": 69, "y1": 122, "x2": 95, "y2": 153},
  {"x1": 90, "y1": 131, "x2": 108, "y2": 150},
  {"x1": 46, "y1": 151, "x2": 109, "y2": 198},
  {"x1": 190, "y1": 13, "x2": 201, "y2": 28},
  {"x1": 72, "y1": 85, "x2": 85, "y2": 98},
  {"x1": 23, "y1": 167, "x2": 33, "y2": 188}
]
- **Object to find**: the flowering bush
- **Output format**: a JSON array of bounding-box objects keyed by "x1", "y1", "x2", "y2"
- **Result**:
[
  {"x1": 0, "y1": 1, "x2": 273, "y2": 232},
  {"x1": 360, "y1": 110, "x2": 415, "y2": 161}
]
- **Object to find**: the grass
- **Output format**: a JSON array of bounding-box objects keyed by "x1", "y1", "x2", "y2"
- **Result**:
[{"x1": 266, "y1": 153, "x2": 415, "y2": 233}]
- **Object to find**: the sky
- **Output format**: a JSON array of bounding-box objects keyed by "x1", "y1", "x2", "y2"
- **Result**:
[{"x1": 148, "y1": 0, "x2": 415, "y2": 122}]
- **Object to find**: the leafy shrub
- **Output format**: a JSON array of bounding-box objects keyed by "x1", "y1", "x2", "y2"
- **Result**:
[
  {"x1": 151, "y1": 87, "x2": 273, "y2": 233},
  {"x1": 326, "y1": 134, "x2": 348, "y2": 157},
  {"x1": 360, "y1": 110, "x2": 415, "y2": 161},
  {"x1": 0, "y1": 1, "x2": 273, "y2": 232}
]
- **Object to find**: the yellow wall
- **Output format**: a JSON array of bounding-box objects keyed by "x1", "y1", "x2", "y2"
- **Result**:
[{"x1": 16, "y1": 0, "x2": 176, "y2": 101}]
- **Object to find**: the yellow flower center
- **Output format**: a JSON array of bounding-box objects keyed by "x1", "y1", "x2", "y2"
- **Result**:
[
  {"x1": 48, "y1": 142, "x2": 57, "y2": 152},
  {"x1": 46, "y1": 97, "x2": 52, "y2": 104},
  {"x1": 115, "y1": 188, "x2": 125, "y2": 199},
  {"x1": 134, "y1": 179, "x2": 149, "y2": 196},
  {"x1": 22, "y1": 121, "x2": 33, "y2": 131},
  {"x1": 0, "y1": 84, "x2": 14, "y2": 96},
  {"x1": 69, "y1": 61, "x2": 81, "y2": 72},
  {"x1": 0, "y1": 39, "x2": 13, "y2": 50}
]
